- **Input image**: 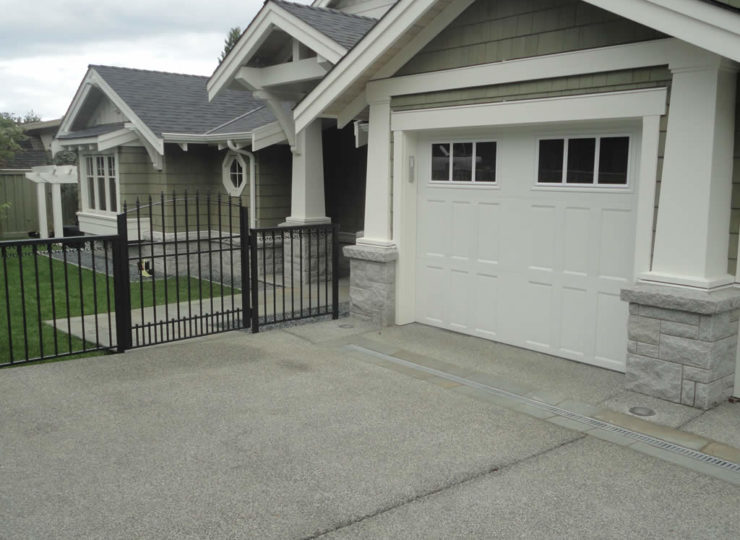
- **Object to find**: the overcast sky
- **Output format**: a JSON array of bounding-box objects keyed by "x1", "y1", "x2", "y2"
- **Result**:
[{"x1": 0, "y1": 0, "x2": 313, "y2": 120}]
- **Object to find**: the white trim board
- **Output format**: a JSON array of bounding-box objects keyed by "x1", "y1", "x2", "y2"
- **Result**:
[
  {"x1": 368, "y1": 39, "x2": 675, "y2": 101},
  {"x1": 391, "y1": 88, "x2": 668, "y2": 132},
  {"x1": 584, "y1": 0, "x2": 740, "y2": 63}
]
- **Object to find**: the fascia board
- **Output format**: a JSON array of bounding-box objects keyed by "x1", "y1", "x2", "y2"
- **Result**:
[
  {"x1": 367, "y1": 38, "x2": 675, "y2": 100},
  {"x1": 57, "y1": 71, "x2": 95, "y2": 136},
  {"x1": 294, "y1": 0, "x2": 439, "y2": 134},
  {"x1": 390, "y1": 88, "x2": 668, "y2": 132},
  {"x1": 57, "y1": 136, "x2": 97, "y2": 147},
  {"x1": 89, "y1": 70, "x2": 165, "y2": 155},
  {"x1": 252, "y1": 121, "x2": 287, "y2": 151},
  {"x1": 208, "y1": 5, "x2": 345, "y2": 101},
  {"x1": 161, "y1": 132, "x2": 253, "y2": 143},
  {"x1": 584, "y1": 0, "x2": 740, "y2": 62},
  {"x1": 97, "y1": 129, "x2": 139, "y2": 151}
]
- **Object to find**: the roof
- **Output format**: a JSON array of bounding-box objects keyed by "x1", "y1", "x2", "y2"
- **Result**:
[
  {"x1": 2, "y1": 137, "x2": 49, "y2": 170},
  {"x1": 57, "y1": 122, "x2": 125, "y2": 140},
  {"x1": 272, "y1": 0, "x2": 378, "y2": 49},
  {"x1": 22, "y1": 118, "x2": 62, "y2": 133},
  {"x1": 206, "y1": 107, "x2": 278, "y2": 135},
  {"x1": 90, "y1": 65, "x2": 274, "y2": 137}
]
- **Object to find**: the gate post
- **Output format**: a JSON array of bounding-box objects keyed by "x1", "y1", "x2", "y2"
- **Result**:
[
  {"x1": 332, "y1": 224, "x2": 339, "y2": 320},
  {"x1": 113, "y1": 213, "x2": 132, "y2": 352},
  {"x1": 249, "y1": 225, "x2": 260, "y2": 334},
  {"x1": 239, "y1": 206, "x2": 251, "y2": 329}
]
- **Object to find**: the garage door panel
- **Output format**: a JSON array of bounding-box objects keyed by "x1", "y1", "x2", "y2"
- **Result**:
[
  {"x1": 563, "y1": 206, "x2": 591, "y2": 276},
  {"x1": 528, "y1": 204, "x2": 557, "y2": 272},
  {"x1": 475, "y1": 202, "x2": 501, "y2": 266},
  {"x1": 594, "y1": 291, "x2": 629, "y2": 370},
  {"x1": 473, "y1": 273, "x2": 499, "y2": 338},
  {"x1": 451, "y1": 201, "x2": 474, "y2": 261},
  {"x1": 421, "y1": 199, "x2": 450, "y2": 257},
  {"x1": 598, "y1": 208, "x2": 634, "y2": 281},
  {"x1": 524, "y1": 280, "x2": 553, "y2": 350},
  {"x1": 417, "y1": 265, "x2": 447, "y2": 325},
  {"x1": 448, "y1": 269, "x2": 471, "y2": 331},
  {"x1": 559, "y1": 286, "x2": 589, "y2": 359}
]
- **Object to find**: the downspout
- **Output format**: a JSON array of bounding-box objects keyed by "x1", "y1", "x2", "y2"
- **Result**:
[{"x1": 226, "y1": 140, "x2": 256, "y2": 229}]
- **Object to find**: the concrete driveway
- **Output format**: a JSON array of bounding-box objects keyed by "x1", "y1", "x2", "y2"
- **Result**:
[{"x1": 1, "y1": 319, "x2": 739, "y2": 539}]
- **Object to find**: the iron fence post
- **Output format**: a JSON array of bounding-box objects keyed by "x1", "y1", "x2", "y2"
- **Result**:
[
  {"x1": 113, "y1": 213, "x2": 132, "y2": 352},
  {"x1": 332, "y1": 224, "x2": 339, "y2": 320},
  {"x1": 249, "y1": 226, "x2": 260, "y2": 333},
  {"x1": 239, "y1": 206, "x2": 251, "y2": 329}
]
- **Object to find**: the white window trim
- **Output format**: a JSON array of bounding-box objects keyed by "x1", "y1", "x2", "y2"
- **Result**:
[
  {"x1": 222, "y1": 152, "x2": 249, "y2": 197},
  {"x1": 429, "y1": 139, "x2": 498, "y2": 185},
  {"x1": 80, "y1": 150, "x2": 120, "y2": 214},
  {"x1": 534, "y1": 134, "x2": 632, "y2": 188}
]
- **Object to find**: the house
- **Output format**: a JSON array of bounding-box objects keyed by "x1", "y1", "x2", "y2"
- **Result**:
[
  {"x1": 208, "y1": 0, "x2": 740, "y2": 409},
  {"x1": 0, "y1": 119, "x2": 68, "y2": 239}
]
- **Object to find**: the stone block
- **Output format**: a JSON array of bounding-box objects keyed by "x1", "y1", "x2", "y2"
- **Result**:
[
  {"x1": 694, "y1": 375, "x2": 734, "y2": 410},
  {"x1": 638, "y1": 305, "x2": 699, "y2": 326},
  {"x1": 660, "y1": 320, "x2": 699, "y2": 340},
  {"x1": 682, "y1": 339, "x2": 736, "y2": 383},
  {"x1": 628, "y1": 340, "x2": 637, "y2": 353},
  {"x1": 628, "y1": 316, "x2": 660, "y2": 345},
  {"x1": 681, "y1": 380, "x2": 696, "y2": 407},
  {"x1": 625, "y1": 354, "x2": 682, "y2": 403},
  {"x1": 659, "y1": 335, "x2": 713, "y2": 369},
  {"x1": 731, "y1": 309, "x2": 740, "y2": 322},
  {"x1": 698, "y1": 311, "x2": 736, "y2": 341},
  {"x1": 636, "y1": 342, "x2": 660, "y2": 359}
]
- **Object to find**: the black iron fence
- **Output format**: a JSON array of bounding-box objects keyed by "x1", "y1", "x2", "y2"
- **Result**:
[
  {"x1": 0, "y1": 235, "x2": 123, "y2": 367},
  {"x1": 0, "y1": 192, "x2": 340, "y2": 367}
]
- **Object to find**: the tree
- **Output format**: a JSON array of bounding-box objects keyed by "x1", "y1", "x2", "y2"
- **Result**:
[
  {"x1": 219, "y1": 27, "x2": 242, "y2": 63},
  {"x1": 0, "y1": 114, "x2": 26, "y2": 167}
]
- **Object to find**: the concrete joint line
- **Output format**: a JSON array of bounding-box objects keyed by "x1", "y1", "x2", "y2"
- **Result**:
[
  {"x1": 303, "y1": 437, "x2": 584, "y2": 540},
  {"x1": 345, "y1": 345, "x2": 740, "y2": 482}
]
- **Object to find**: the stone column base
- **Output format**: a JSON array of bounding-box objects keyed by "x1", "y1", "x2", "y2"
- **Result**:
[
  {"x1": 343, "y1": 244, "x2": 397, "y2": 326},
  {"x1": 621, "y1": 284, "x2": 740, "y2": 409}
]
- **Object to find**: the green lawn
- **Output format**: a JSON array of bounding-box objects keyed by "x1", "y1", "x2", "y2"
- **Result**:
[{"x1": 0, "y1": 249, "x2": 236, "y2": 366}]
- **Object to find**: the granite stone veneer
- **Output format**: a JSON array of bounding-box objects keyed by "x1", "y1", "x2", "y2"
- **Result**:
[
  {"x1": 343, "y1": 244, "x2": 397, "y2": 326},
  {"x1": 621, "y1": 284, "x2": 740, "y2": 409}
]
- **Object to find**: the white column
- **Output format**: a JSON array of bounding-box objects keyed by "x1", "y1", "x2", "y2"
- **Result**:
[
  {"x1": 645, "y1": 47, "x2": 738, "y2": 289},
  {"x1": 51, "y1": 183, "x2": 64, "y2": 238},
  {"x1": 282, "y1": 119, "x2": 329, "y2": 225},
  {"x1": 36, "y1": 183, "x2": 48, "y2": 239},
  {"x1": 358, "y1": 98, "x2": 394, "y2": 247}
]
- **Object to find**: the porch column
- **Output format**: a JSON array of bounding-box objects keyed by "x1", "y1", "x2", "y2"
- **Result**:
[
  {"x1": 344, "y1": 96, "x2": 398, "y2": 326},
  {"x1": 283, "y1": 119, "x2": 329, "y2": 226},
  {"x1": 36, "y1": 183, "x2": 48, "y2": 239},
  {"x1": 51, "y1": 183, "x2": 63, "y2": 238},
  {"x1": 646, "y1": 47, "x2": 738, "y2": 289}
]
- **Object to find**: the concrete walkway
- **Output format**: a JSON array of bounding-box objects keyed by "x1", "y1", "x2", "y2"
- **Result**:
[{"x1": 1, "y1": 319, "x2": 738, "y2": 538}]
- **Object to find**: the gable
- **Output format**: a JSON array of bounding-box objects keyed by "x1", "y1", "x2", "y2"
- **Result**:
[{"x1": 398, "y1": 0, "x2": 667, "y2": 76}]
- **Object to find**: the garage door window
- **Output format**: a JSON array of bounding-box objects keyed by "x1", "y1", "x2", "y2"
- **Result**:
[
  {"x1": 431, "y1": 141, "x2": 496, "y2": 183},
  {"x1": 538, "y1": 136, "x2": 629, "y2": 186}
]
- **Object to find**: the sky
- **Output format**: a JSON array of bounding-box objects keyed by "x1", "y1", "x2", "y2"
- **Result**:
[{"x1": 0, "y1": 0, "x2": 313, "y2": 120}]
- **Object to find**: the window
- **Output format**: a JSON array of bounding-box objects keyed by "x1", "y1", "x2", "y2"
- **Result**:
[
  {"x1": 222, "y1": 153, "x2": 249, "y2": 196},
  {"x1": 83, "y1": 154, "x2": 118, "y2": 212},
  {"x1": 431, "y1": 141, "x2": 497, "y2": 183},
  {"x1": 537, "y1": 136, "x2": 630, "y2": 186}
]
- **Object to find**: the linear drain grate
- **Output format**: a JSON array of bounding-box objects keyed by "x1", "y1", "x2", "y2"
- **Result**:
[{"x1": 346, "y1": 345, "x2": 740, "y2": 474}]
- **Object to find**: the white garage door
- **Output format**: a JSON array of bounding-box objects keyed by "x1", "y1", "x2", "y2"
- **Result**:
[{"x1": 415, "y1": 128, "x2": 637, "y2": 372}]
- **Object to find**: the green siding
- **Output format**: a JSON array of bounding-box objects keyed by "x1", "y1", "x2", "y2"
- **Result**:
[
  {"x1": 0, "y1": 172, "x2": 38, "y2": 239},
  {"x1": 253, "y1": 145, "x2": 291, "y2": 228},
  {"x1": 398, "y1": 0, "x2": 665, "y2": 76},
  {"x1": 324, "y1": 125, "x2": 366, "y2": 234},
  {"x1": 392, "y1": 66, "x2": 671, "y2": 111}
]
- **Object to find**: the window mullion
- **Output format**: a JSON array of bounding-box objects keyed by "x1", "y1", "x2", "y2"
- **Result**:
[
  {"x1": 593, "y1": 137, "x2": 601, "y2": 185},
  {"x1": 562, "y1": 138, "x2": 568, "y2": 184},
  {"x1": 471, "y1": 142, "x2": 477, "y2": 183}
]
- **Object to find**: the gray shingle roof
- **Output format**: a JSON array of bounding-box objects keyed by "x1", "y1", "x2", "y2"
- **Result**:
[
  {"x1": 89, "y1": 66, "x2": 274, "y2": 137},
  {"x1": 206, "y1": 107, "x2": 278, "y2": 135},
  {"x1": 272, "y1": 1, "x2": 378, "y2": 50}
]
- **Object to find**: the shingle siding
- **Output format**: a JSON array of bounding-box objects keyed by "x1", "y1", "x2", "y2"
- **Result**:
[{"x1": 397, "y1": 0, "x2": 666, "y2": 76}]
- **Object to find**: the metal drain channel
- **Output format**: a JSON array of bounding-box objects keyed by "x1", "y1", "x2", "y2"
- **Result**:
[{"x1": 346, "y1": 344, "x2": 740, "y2": 474}]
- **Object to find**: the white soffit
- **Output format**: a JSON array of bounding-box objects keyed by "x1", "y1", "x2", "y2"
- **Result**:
[{"x1": 390, "y1": 88, "x2": 668, "y2": 132}]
